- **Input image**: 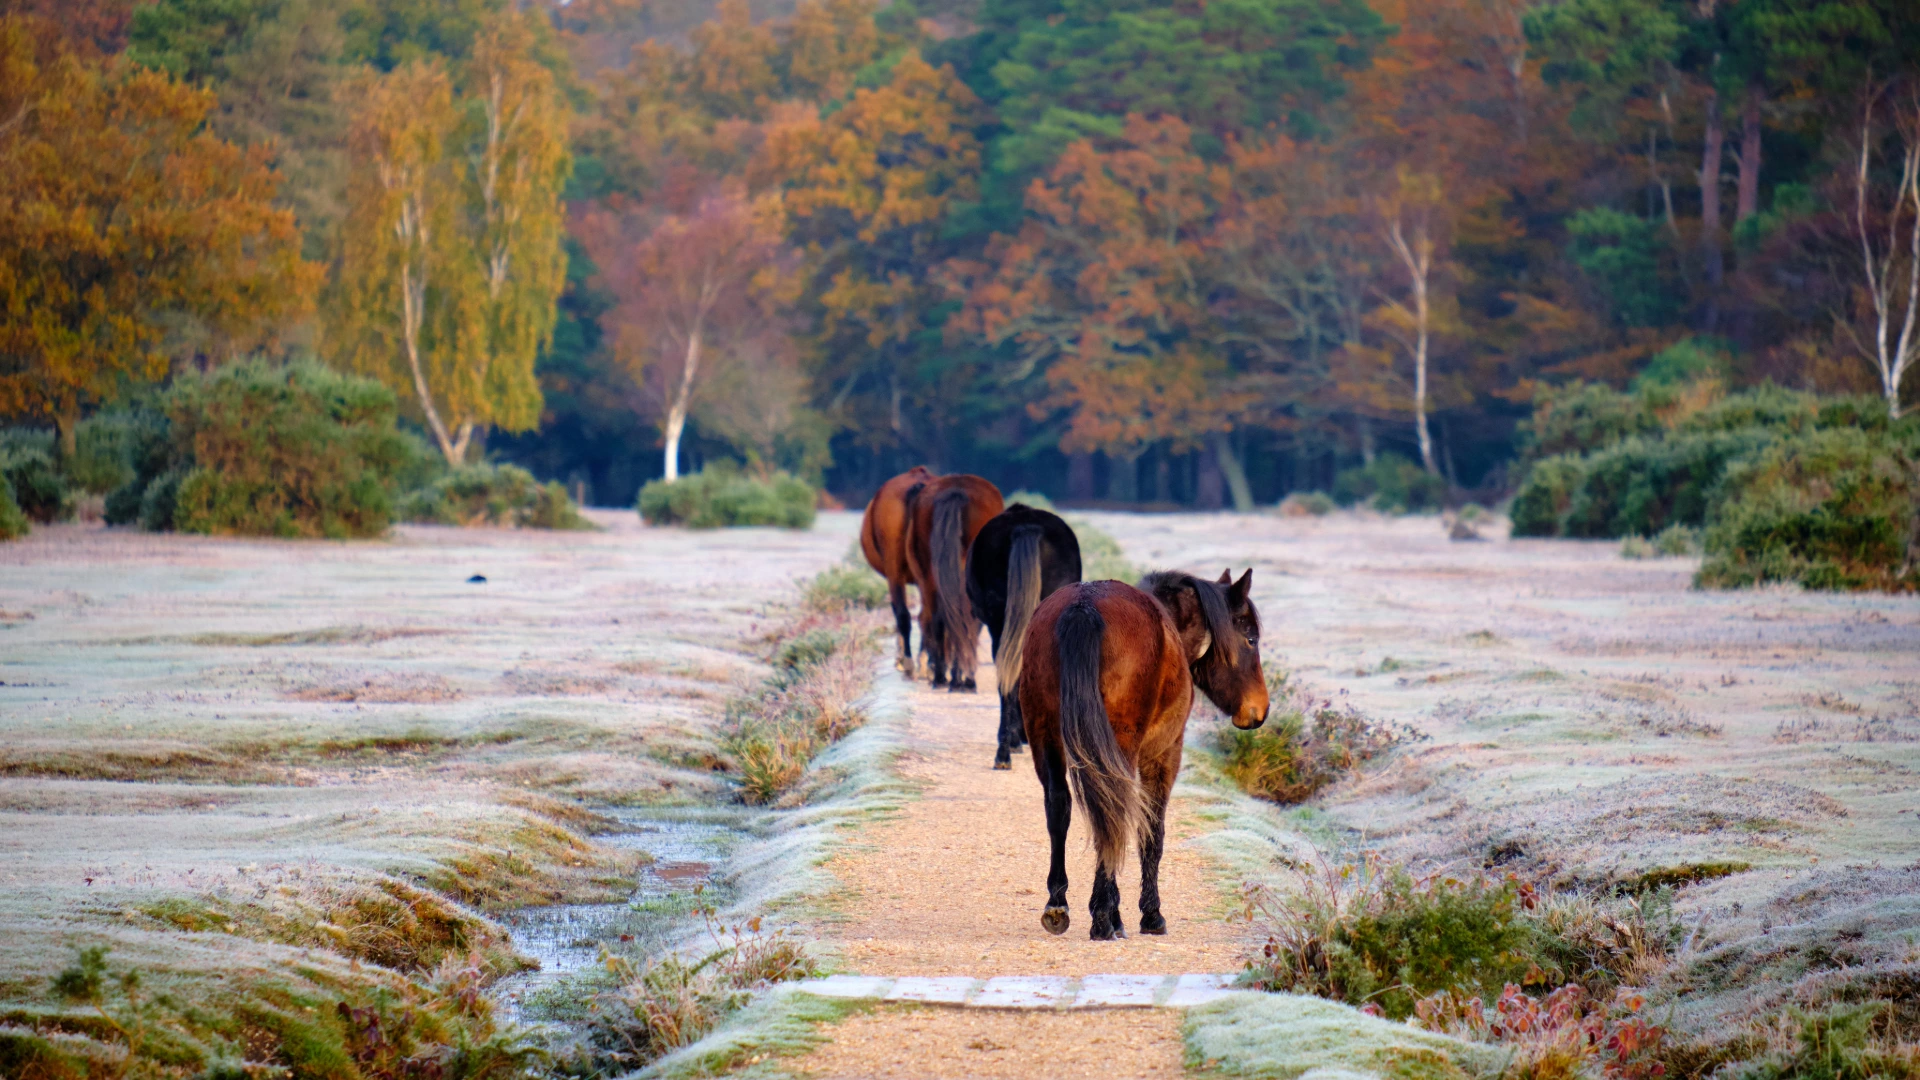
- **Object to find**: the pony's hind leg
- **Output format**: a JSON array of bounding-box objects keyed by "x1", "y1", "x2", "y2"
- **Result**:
[
  {"x1": 1136, "y1": 750, "x2": 1178, "y2": 934},
  {"x1": 1089, "y1": 864, "x2": 1125, "y2": 940},
  {"x1": 1038, "y1": 744, "x2": 1071, "y2": 934},
  {"x1": 890, "y1": 581, "x2": 914, "y2": 675},
  {"x1": 993, "y1": 692, "x2": 1021, "y2": 769}
]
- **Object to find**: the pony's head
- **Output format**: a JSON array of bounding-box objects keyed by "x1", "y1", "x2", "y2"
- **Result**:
[{"x1": 1142, "y1": 569, "x2": 1269, "y2": 729}]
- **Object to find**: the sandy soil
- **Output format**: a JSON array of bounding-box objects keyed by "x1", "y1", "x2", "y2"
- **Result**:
[
  {"x1": 822, "y1": 673, "x2": 1251, "y2": 976},
  {"x1": 792, "y1": 1005, "x2": 1187, "y2": 1079}
]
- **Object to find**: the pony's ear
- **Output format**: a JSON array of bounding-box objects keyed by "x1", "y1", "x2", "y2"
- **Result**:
[
  {"x1": 1217, "y1": 569, "x2": 1232, "y2": 585},
  {"x1": 1228, "y1": 569, "x2": 1253, "y2": 606}
]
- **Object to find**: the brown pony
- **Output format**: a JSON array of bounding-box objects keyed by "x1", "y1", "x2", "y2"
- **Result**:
[
  {"x1": 860, "y1": 466, "x2": 936, "y2": 673},
  {"x1": 1018, "y1": 569, "x2": 1267, "y2": 939},
  {"x1": 902, "y1": 474, "x2": 1004, "y2": 690}
]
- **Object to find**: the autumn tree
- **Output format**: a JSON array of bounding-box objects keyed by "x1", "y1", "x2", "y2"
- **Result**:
[
  {"x1": 759, "y1": 50, "x2": 984, "y2": 458},
  {"x1": 0, "y1": 15, "x2": 318, "y2": 459},
  {"x1": 577, "y1": 189, "x2": 796, "y2": 480},
  {"x1": 331, "y1": 10, "x2": 569, "y2": 467},
  {"x1": 963, "y1": 114, "x2": 1243, "y2": 499}
]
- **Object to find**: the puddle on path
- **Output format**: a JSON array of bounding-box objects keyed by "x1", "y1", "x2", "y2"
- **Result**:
[{"x1": 493, "y1": 809, "x2": 745, "y2": 1013}]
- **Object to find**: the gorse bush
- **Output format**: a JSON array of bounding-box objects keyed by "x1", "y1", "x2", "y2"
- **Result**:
[
  {"x1": 0, "y1": 433, "x2": 71, "y2": 527},
  {"x1": 1278, "y1": 491, "x2": 1337, "y2": 516},
  {"x1": 1513, "y1": 380, "x2": 1920, "y2": 591},
  {"x1": 1698, "y1": 429, "x2": 1920, "y2": 593},
  {"x1": 1243, "y1": 857, "x2": 1679, "y2": 1023},
  {"x1": 1243, "y1": 858, "x2": 1546, "y2": 1019},
  {"x1": 399, "y1": 463, "x2": 593, "y2": 530},
  {"x1": 97, "y1": 361, "x2": 435, "y2": 539},
  {"x1": 1332, "y1": 453, "x2": 1448, "y2": 514},
  {"x1": 638, "y1": 466, "x2": 816, "y2": 529}
]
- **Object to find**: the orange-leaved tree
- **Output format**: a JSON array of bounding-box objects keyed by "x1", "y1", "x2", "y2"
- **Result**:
[
  {"x1": 963, "y1": 114, "x2": 1243, "y2": 498},
  {"x1": 577, "y1": 188, "x2": 797, "y2": 481},
  {"x1": 758, "y1": 49, "x2": 983, "y2": 451},
  {"x1": 0, "y1": 14, "x2": 317, "y2": 459}
]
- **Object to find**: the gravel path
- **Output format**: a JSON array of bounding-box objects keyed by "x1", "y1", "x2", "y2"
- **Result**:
[{"x1": 795, "y1": 657, "x2": 1253, "y2": 1075}]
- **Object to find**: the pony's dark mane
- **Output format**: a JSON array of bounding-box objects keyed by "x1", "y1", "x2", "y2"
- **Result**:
[{"x1": 1138, "y1": 570, "x2": 1254, "y2": 668}]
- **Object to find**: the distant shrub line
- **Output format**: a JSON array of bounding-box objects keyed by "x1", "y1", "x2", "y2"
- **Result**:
[
  {"x1": 1512, "y1": 381, "x2": 1920, "y2": 592},
  {"x1": 1, "y1": 361, "x2": 592, "y2": 541},
  {"x1": 638, "y1": 466, "x2": 817, "y2": 530}
]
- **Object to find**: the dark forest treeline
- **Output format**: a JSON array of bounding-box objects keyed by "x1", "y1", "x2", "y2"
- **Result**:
[{"x1": 4, "y1": 0, "x2": 1920, "y2": 509}]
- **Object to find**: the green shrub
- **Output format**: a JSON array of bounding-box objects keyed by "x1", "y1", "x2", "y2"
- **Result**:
[
  {"x1": 1635, "y1": 336, "x2": 1733, "y2": 388},
  {"x1": 1243, "y1": 859, "x2": 1544, "y2": 1019},
  {"x1": 1004, "y1": 489, "x2": 1056, "y2": 510},
  {"x1": 111, "y1": 361, "x2": 428, "y2": 539},
  {"x1": 398, "y1": 463, "x2": 592, "y2": 530},
  {"x1": 1621, "y1": 535, "x2": 1656, "y2": 560},
  {"x1": 69, "y1": 410, "x2": 170, "y2": 495},
  {"x1": 638, "y1": 467, "x2": 816, "y2": 529},
  {"x1": 1332, "y1": 453, "x2": 1448, "y2": 514},
  {"x1": 1517, "y1": 381, "x2": 1661, "y2": 464},
  {"x1": 1561, "y1": 431, "x2": 1773, "y2": 539},
  {"x1": 802, "y1": 562, "x2": 889, "y2": 613},
  {"x1": 0, "y1": 434, "x2": 72, "y2": 524},
  {"x1": 1654, "y1": 523, "x2": 1701, "y2": 556},
  {"x1": 1510, "y1": 455, "x2": 1587, "y2": 537},
  {"x1": 0, "y1": 476, "x2": 28, "y2": 541},
  {"x1": 1697, "y1": 429, "x2": 1920, "y2": 593}
]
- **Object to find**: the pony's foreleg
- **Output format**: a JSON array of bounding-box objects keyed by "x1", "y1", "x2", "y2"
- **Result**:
[
  {"x1": 1038, "y1": 744, "x2": 1072, "y2": 935},
  {"x1": 1136, "y1": 750, "x2": 1177, "y2": 934},
  {"x1": 890, "y1": 580, "x2": 913, "y2": 675}
]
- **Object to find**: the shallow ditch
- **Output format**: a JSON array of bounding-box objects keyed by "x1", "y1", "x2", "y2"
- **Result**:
[{"x1": 492, "y1": 808, "x2": 749, "y2": 1016}]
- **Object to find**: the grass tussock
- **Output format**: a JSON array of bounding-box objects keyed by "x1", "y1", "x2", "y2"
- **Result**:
[
  {"x1": 137, "y1": 874, "x2": 527, "y2": 978},
  {"x1": 1214, "y1": 670, "x2": 1425, "y2": 803},
  {"x1": 1411, "y1": 984, "x2": 1672, "y2": 1080},
  {"x1": 724, "y1": 613, "x2": 879, "y2": 806},
  {"x1": 1240, "y1": 853, "x2": 1680, "y2": 1020},
  {"x1": 582, "y1": 910, "x2": 818, "y2": 1073},
  {"x1": 801, "y1": 561, "x2": 889, "y2": 614}
]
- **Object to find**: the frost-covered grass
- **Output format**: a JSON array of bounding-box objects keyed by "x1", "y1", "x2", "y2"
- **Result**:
[
  {"x1": 1184, "y1": 993, "x2": 1501, "y2": 1079},
  {"x1": 0, "y1": 512, "x2": 862, "y2": 1076}
]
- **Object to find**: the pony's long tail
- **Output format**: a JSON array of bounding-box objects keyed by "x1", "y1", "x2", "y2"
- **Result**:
[
  {"x1": 995, "y1": 524, "x2": 1044, "y2": 699},
  {"x1": 931, "y1": 489, "x2": 978, "y2": 676},
  {"x1": 1055, "y1": 598, "x2": 1142, "y2": 874}
]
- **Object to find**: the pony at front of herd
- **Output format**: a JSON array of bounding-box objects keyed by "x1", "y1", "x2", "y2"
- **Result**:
[{"x1": 1020, "y1": 570, "x2": 1267, "y2": 940}]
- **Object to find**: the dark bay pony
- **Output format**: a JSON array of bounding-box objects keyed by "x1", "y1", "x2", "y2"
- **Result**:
[
  {"x1": 1018, "y1": 569, "x2": 1267, "y2": 939},
  {"x1": 860, "y1": 465, "x2": 936, "y2": 673},
  {"x1": 965, "y1": 505, "x2": 1082, "y2": 769},
  {"x1": 902, "y1": 474, "x2": 1004, "y2": 691}
]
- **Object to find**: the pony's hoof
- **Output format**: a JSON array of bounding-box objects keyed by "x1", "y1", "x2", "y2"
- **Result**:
[
  {"x1": 931, "y1": 675, "x2": 948, "y2": 688},
  {"x1": 991, "y1": 757, "x2": 1012, "y2": 770},
  {"x1": 1041, "y1": 907, "x2": 1070, "y2": 935},
  {"x1": 1139, "y1": 913, "x2": 1167, "y2": 935},
  {"x1": 1089, "y1": 923, "x2": 1124, "y2": 941}
]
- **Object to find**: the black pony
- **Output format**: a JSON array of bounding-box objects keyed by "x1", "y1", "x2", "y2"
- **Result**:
[{"x1": 966, "y1": 505, "x2": 1083, "y2": 769}]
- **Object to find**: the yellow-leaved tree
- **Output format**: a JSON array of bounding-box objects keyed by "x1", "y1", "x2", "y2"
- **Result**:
[
  {"x1": 331, "y1": 11, "x2": 569, "y2": 467},
  {"x1": 0, "y1": 14, "x2": 317, "y2": 459}
]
